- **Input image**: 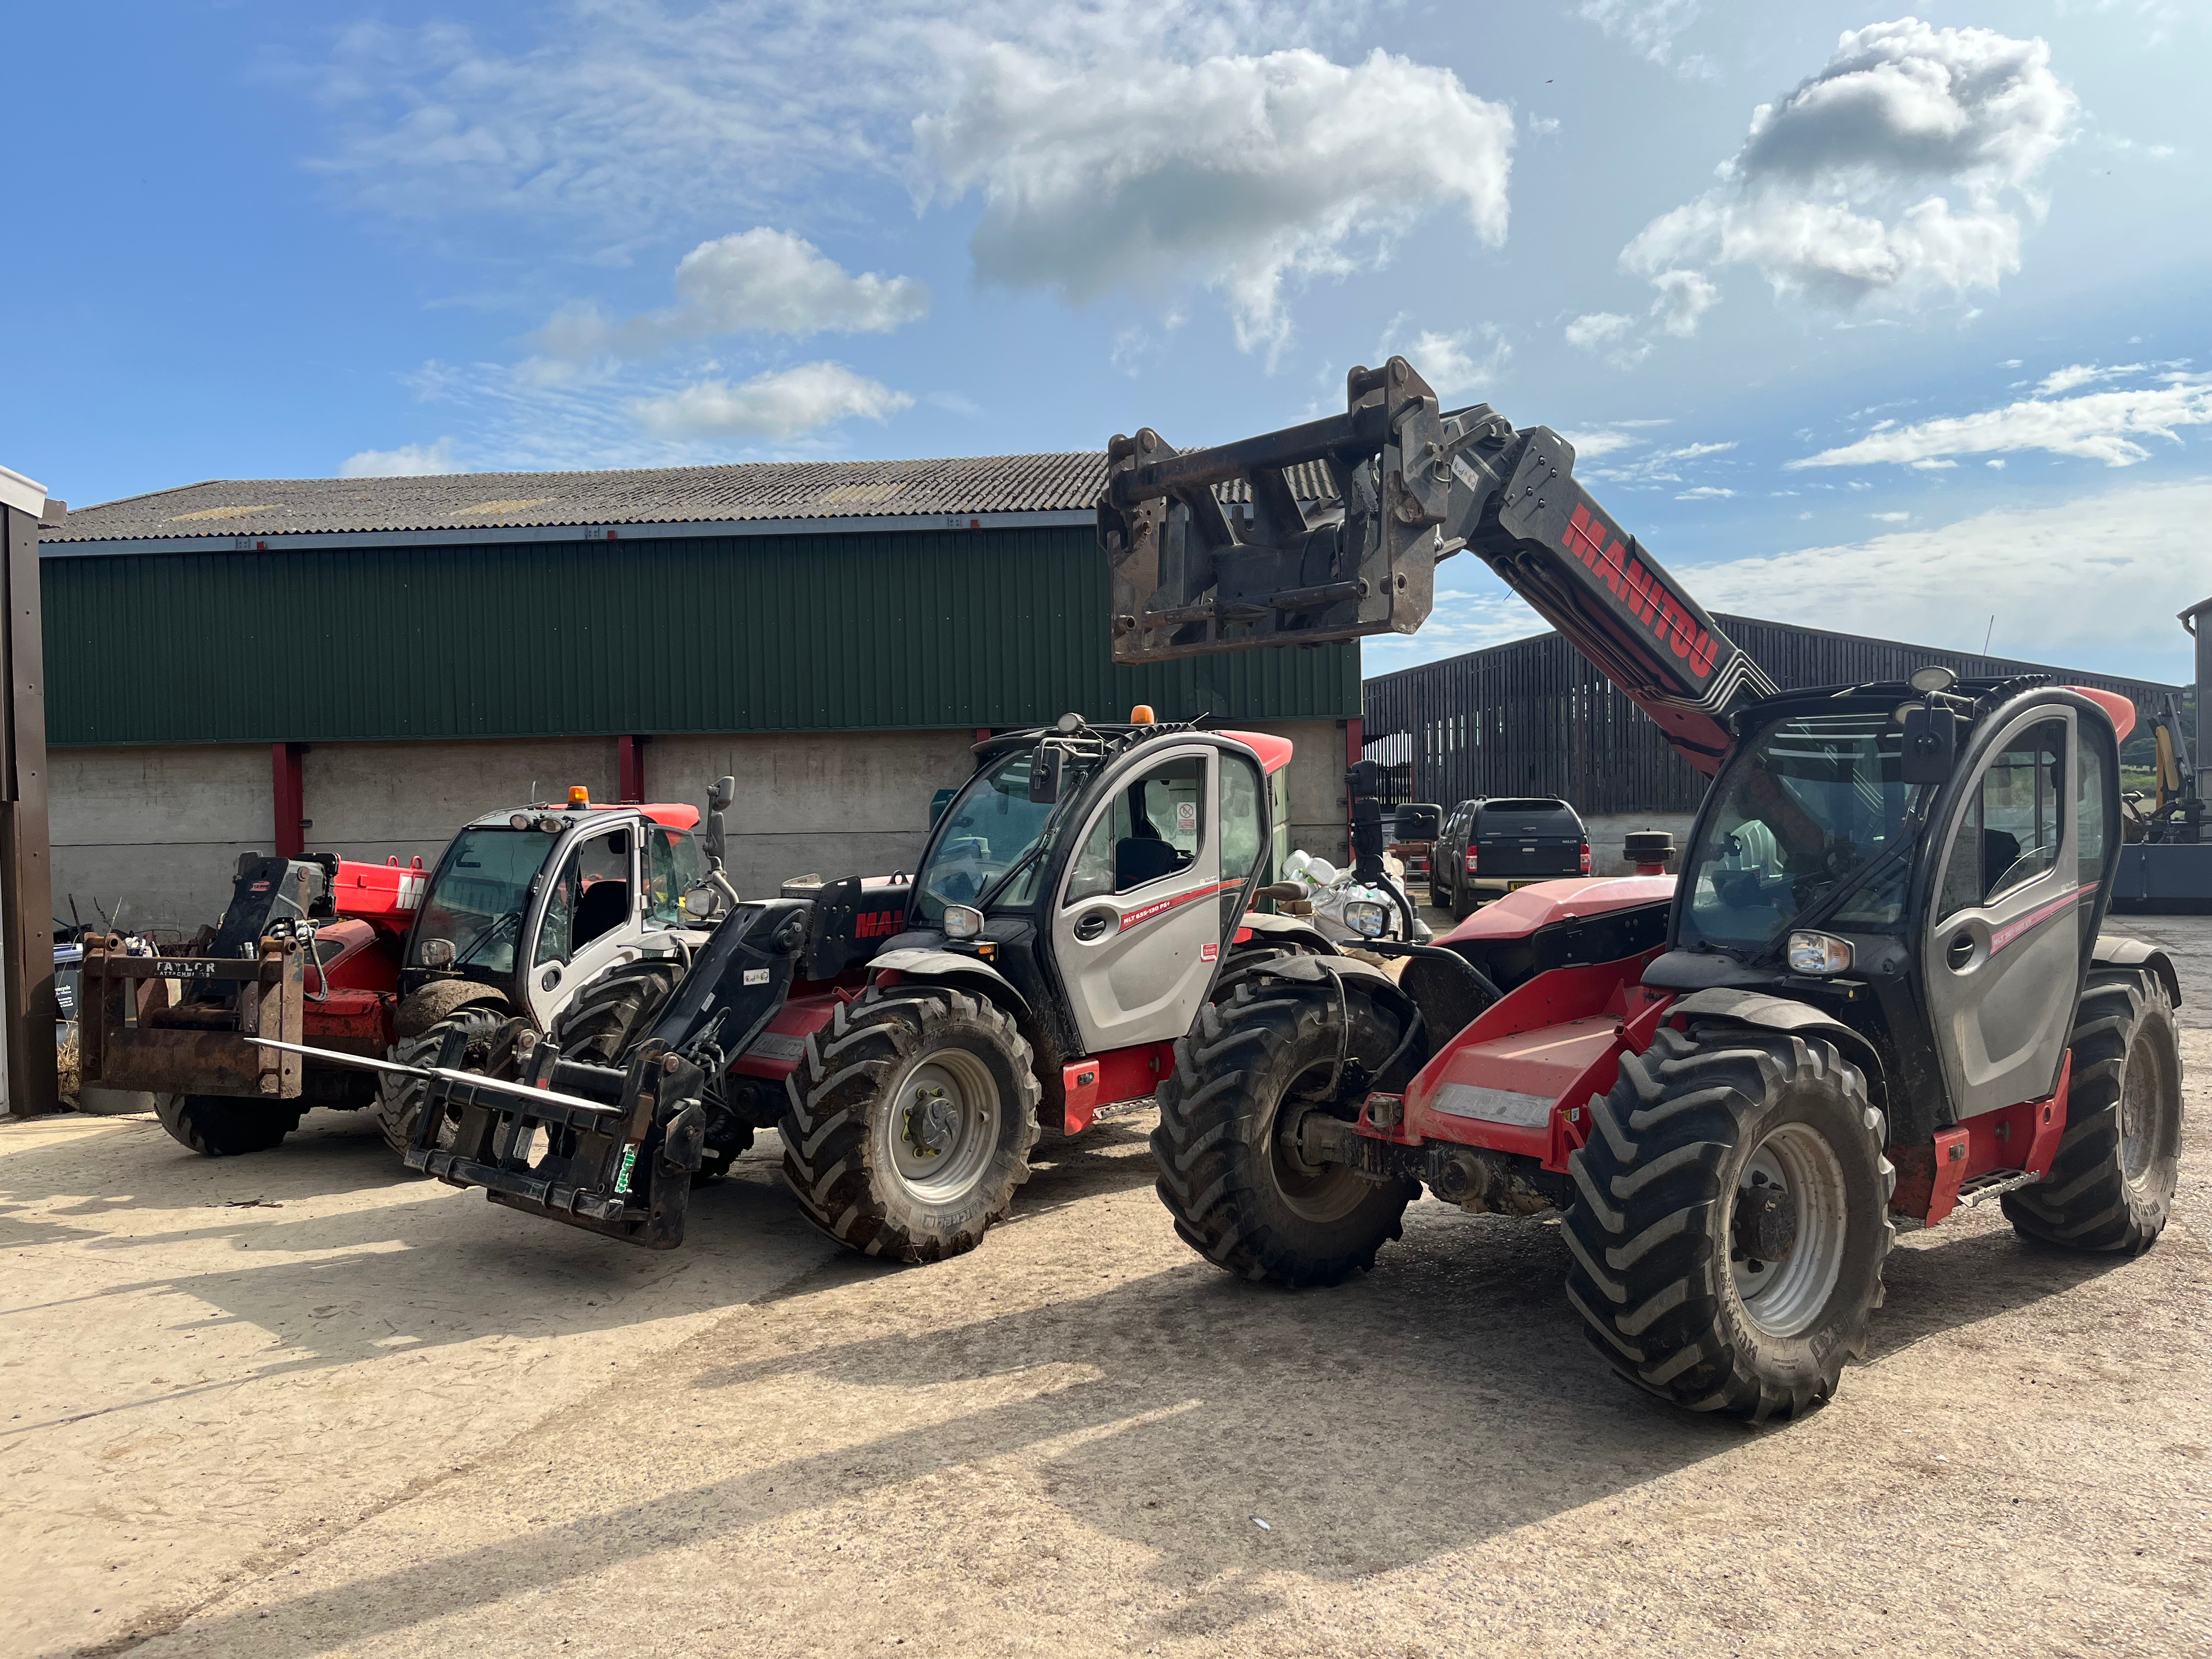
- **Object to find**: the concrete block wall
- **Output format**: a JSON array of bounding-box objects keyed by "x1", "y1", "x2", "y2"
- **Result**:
[
  {"x1": 643, "y1": 731, "x2": 980, "y2": 898},
  {"x1": 49, "y1": 721, "x2": 1359, "y2": 934},
  {"x1": 50, "y1": 745, "x2": 273, "y2": 935}
]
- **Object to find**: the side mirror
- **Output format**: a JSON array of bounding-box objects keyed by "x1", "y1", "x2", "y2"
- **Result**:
[
  {"x1": 1030, "y1": 743, "x2": 1064, "y2": 805},
  {"x1": 705, "y1": 775, "x2": 734, "y2": 864},
  {"x1": 1900, "y1": 704, "x2": 1957, "y2": 785},
  {"x1": 929, "y1": 787, "x2": 957, "y2": 827},
  {"x1": 1346, "y1": 759, "x2": 1381, "y2": 799},
  {"x1": 419, "y1": 938, "x2": 457, "y2": 969},
  {"x1": 1350, "y1": 797, "x2": 1386, "y2": 881}
]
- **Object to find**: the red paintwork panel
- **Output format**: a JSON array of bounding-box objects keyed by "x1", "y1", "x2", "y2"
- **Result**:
[
  {"x1": 1396, "y1": 951, "x2": 1666, "y2": 1169},
  {"x1": 1062, "y1": 1042, "x2": 1175, "y2": 1135},
  {"x1": 1893, "y1": 1051, "x2": 2072, "y2": 1224},
  {"x1": 330, "y1": 859, "x2": 427, "y2": 933},
  {"x1": 1441, "y1": 875, "x2": 1677, "y2": 944},
  {"x1": 2069, "y1": 686, "x2": 2136, "y2": 742},
  {"x1": 1218, "y1": 730, "x2": 1294, "y2": 775},
  {"x1": 727, "y1": 991, "x2": 845, "y2": 1081}
]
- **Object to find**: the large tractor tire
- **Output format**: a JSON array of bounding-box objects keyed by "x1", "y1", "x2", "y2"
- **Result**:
[
  {"x1": 371, "y1": 1003, "x2": 512, "y2": 1156},
  {"x1": 1152, "y1": 977, "x2": 1419, "y2": 1287},
  {"x1": 781, "y1": 986, "x2": 1042, "y2": 1262},
  {"x1": 1562, "y1": 1024, "x2": 1893, "y2": 1421},
  {"x1": 155, "y1": 1093, "x2": 303, "y2": 1156},
  {"x1": 2004, "y1": 967, "x2": 2182, "y2": 1253},
  {"x1": 549, "y1": 960, "x2": 681, "y2": 1064}
]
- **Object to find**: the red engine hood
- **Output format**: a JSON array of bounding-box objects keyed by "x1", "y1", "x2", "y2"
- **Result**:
[{"x1": 1441, "y1": 874, "x2": 1677, "y2": 943}]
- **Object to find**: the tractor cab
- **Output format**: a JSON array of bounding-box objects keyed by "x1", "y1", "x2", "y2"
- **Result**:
[
  {"x1": 403, "y1": 791, "x2": 707, "y2": 1030},
  {"x1": 898, "y1": 712, "x2": 1294, "y2": 1081},
  {"x1": 1647, "y1": 671, "x2": 2128, "y2": 1146}
]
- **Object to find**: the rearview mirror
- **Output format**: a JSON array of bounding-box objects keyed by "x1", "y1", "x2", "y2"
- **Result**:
[
  {"x1": 1346, "y1": 759, "x2": 1381, "y2": 799},
  {"x1": 1030, "y1": 743, "x2": 1065, "y2": 805},
  {"x1": 705, "y1": 775, "x2": 734, "y2": 864},
  {"x1": 1900, "y1": 704, "x2": 1957, "y2": 785}
]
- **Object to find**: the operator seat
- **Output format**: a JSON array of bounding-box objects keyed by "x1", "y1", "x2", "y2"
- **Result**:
[
  {"x1": 1115, "y1": 837, "x2": 1182, "y2": 890},
  {"x1": 571, "y1": 879, "x2": 632, "y2": 951}
]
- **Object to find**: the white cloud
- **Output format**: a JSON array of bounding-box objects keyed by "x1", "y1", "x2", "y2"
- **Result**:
[
  {"x1": 1577, "y1": 0, "x2": 1711, "y2": 76},
  {"x1": 1564, "y1": 311, "x2": 1649, "y2": 369},
  {"x1": 340, "y1": 437, "x2": 465, "y2": 477},
  {"x1": 1870, "y1": 510, "x2": 1910, "y2": 521},
  {"x1": 1686, "y1": 478, "x2": 2212, "y2": 678},
  {"x1": 631, "y1": 362, "x2": 913, "y2": 438},
  {"x1": 1622, "y1": 20, "x2": 2077, "y2": 320},
  {"x1": 1677, "y1": 486, "x2": 1735, "y2": 499},
  {"x1": 1648, "y1": 268, "x2": 1719, "y2": 337},
  {"x1": 1790, "y1": 376, "x2": 2212, "y2": 469},
  {"x1": 915, "y1": 46, "x2": 1514, "y2": 356},
  {"x1": 1559, "y1": 428, "x2": 1645, "y2": 460},
  {"x1": 1584, "y1": 438, "x2": 1736, "y2": 487},
  {"x1": 1381, "y1": 319, "x2": 1510, "y2": 397},
  {"x1": 2036, "y1": 360, "x2": 2148, "y2": 395},
  {"x1": 532, "y1": 229, "x2": 929, "y2": 369}
]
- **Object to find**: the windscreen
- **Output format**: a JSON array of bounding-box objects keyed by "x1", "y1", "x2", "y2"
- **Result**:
[
  {"x1": 413, "y1": 828, "x2": 553, "y2": 974},
  {"x1": 915, "y1": 748, "x2": 1093, "y2": 923},
  {"x1": 1477, "y1": 799, "x2": 1581, "y2": 837},
  {"x1": 1679, "y1": 712, "x2": 1918, "y2": 955}
]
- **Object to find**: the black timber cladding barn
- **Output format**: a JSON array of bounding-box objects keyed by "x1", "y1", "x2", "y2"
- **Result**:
[
  {"x1": 1363, "y1": 616, "x2": 2185, "y2": 862},
  {"x1": 41, "y1": 456, "x2": 1359, "y2": 933}
]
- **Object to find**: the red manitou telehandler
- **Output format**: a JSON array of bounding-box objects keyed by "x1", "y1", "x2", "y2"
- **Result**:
[{"x1": 1102, "y1": 356, "x2": 2184, "y2": 1419}]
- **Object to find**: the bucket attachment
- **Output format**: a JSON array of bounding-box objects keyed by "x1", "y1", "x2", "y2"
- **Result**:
[
  {"x1": 1098, "y1": 357, "x2": 1488, "y2": 664},
  {"x1": 407, "y1": 1032, "x2": 710, "y2": 1250},
  {"x1": 77, "y1": 933, "x2": 306, "y2": 1098}
]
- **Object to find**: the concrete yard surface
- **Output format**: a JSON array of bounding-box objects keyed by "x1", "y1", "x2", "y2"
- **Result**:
[{"x1": 6, "y1": 918, "x2": 2211, "y2": 1658}]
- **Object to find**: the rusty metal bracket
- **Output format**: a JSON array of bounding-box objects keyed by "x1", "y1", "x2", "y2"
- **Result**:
[{"x1": 78, "y1": 933, "x2": 304, "y2": 1098}]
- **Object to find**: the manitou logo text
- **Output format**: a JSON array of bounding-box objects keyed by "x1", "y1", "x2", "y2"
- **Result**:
[
  {"x1": 1562, "y1": 503, "x2": 1720, "y2": 681},
  {"x1": 855, "y1": 910, "x2": 906, "y2": 939}
]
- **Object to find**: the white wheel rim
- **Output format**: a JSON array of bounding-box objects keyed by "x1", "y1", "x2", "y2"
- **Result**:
[
  {"x1": 1731, "y1": 1122, "x2": 1849, "y2": 1339},
  {"x1": 879, "y1": 1048, "x2": 1002, "y2": 1205}
]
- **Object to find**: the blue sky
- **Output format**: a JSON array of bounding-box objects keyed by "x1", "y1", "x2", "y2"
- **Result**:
[{"x1": 5, "y1": 2, "x2": 2208, "y2": 681}]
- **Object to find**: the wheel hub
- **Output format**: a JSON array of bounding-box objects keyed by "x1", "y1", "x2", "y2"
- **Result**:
[
  {"x1": 1732, "y1": 1173, "x2": 1798, "y2": 1268},
  {"x1": 902, "y1": 1084, "x2": 961, "y2": 1160}
]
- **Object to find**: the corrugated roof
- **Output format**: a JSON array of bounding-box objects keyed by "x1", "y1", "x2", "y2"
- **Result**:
[{"x1": 49, "y1": 454, "x2": 1342, "y2": 544}]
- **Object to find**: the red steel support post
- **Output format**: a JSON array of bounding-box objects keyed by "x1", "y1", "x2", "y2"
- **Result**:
[
  {"x1": 272, "y1": 743, "x2": 307, "y2": 859},
  {"x1": 618, "y1": 735, "x2": 646, "y2": 804}
]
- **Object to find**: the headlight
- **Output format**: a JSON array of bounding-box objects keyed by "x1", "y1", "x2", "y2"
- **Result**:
[
  {"x1": 1787, "y1": 931, "x2": 1853, "y2": 975},
  {"x1": 1342, "y1": 899, "x2": 1389, "y2": 939},
  {"x1": 943, "y1": 904, "x2": 984, "y2": 940},
  {"x1": 509, "y1": 812, "x2": 532, "y2": 830}
]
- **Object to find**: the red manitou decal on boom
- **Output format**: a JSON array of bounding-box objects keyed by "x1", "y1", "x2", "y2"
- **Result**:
[
  {"x1": 854, "y1": 910, "x2": 906, "y2": 939},
  {"x1": 1562, "y1": 503, "x2": 1718, "y2": 681}
]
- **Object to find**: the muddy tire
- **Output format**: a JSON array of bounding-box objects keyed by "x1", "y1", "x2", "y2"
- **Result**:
[
  {"x1": 154, "y1": 1093, "x2": 303, "y2": 1156},
  {"x1": 1562, "y1": 1024, "x2": 1893, "y2": 1421},
  {"x1": 1152, "y1": 977, "x2": 1419, "y2": 1287},
  {"x1": 370, "y1": 1003, "x2": 511, "y2": 1156},
  {"x1": 780, "y1": 986, "x2": 1042, "y2": 1262},
  {"x1": 549, "y1": 960, "x2": 681, "y2": 1065},
  {"x1": 2003, "y1": 968, "x2": 2182, "y2": 1253}
]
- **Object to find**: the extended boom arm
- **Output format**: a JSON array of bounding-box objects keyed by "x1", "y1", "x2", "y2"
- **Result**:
[{"x1": 1099, "y1": 357, "x2": 1777, "y2": 775}]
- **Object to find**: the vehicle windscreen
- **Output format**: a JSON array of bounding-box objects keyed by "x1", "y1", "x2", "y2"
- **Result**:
[
  {"x1": 1477, "y1": 799, "x2": 1580, "y2": 837},
  {"x1": 1679, "y1": 712, "x2": 1919, "y2": 955},
  {"x1": 915, "y1": 748, "x2": 1093, "y2": 923},
  {"x1": 413, "y1": 828, "x2": 552, "y2": 974}
]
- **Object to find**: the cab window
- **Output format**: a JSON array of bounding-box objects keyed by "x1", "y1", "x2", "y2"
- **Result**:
[
  {"x1": 645, "y1": 826, "x2": 706, "y2": 926},
  {"x1": 1938, "y1": 720, "x2": 2066, "y2": 920},
  {"x1": 1219, "y1": 756, "x2": 1266, "y2": 882},
  {"x1": 534, "y1": 829, "x2": 632, "y2": 966},
  {"x1": 1066, "y1": 754, "x2": 1206, "y2": 904}
]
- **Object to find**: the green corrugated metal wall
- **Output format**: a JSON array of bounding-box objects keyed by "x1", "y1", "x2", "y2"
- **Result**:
[{"x1": 43, "y1": 526, "x2": 1361, "y2": 746}]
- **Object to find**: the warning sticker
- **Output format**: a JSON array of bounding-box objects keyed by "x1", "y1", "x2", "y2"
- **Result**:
[{"x1": 1175, "y1": 800, "x2": 1198, "y2": 835}]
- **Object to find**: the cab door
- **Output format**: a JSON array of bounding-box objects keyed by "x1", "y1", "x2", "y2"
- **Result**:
[
  {"x1": 1922, "y1": 708, "x2": 2084, "y2": 1119},
  {"x1": 1049, "y1": 744, "x2": 1225, "y2": 1054},
  {"x1": 523, "y1": 821, "x2": 640, "y2": 1029}
]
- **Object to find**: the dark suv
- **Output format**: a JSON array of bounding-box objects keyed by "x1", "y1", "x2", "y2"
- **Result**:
[{"x1": 1430, "y1": 796, "x2": 1590, "y2": 918}]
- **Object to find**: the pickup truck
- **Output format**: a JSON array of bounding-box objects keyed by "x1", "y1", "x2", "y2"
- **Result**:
[{"x1": 1430, "y1": 796, "x2": 1590, "y2": 918}]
